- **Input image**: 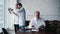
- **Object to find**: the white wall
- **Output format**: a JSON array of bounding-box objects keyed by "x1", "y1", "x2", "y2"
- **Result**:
[{"x1": 20, "y1": 0, "x2": 60, "y2": 20}]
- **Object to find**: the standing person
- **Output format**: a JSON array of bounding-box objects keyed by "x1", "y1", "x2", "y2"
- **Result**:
[{"x1": 12, "y1": 3, "x2": 26, "y2": 32}]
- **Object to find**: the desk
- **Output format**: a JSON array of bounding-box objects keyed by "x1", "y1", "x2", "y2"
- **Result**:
[{"x1": 16, "y1": 31, "x2": 55, "y2": 34}]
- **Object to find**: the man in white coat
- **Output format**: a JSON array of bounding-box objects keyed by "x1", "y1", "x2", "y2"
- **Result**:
[{"x1": 28, "y1": 11, "x2": 46, "y2": 31}]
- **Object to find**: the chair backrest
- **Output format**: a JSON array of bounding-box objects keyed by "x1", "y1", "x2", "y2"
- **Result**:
[
  {"x1": 25, "y1": 21, "x2": 30, "y2": 26},
  {"x1": 2, "y1": 28, "x2": 8, "y2": 34}
]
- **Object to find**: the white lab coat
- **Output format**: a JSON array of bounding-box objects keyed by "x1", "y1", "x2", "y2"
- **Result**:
[
  {"x1": 28, "y1": 17, "x2": 46, "y2": 30},
  {"x1": 8, "y1": 14, "x2": 15, "y2": 30}
]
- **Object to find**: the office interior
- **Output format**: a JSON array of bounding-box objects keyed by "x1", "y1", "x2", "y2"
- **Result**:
[{"x1": 0, "y1": 0, "x2": 60, "y2": 34}]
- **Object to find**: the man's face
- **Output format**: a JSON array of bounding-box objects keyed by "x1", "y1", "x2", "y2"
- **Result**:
[
  {"x1": 16, "y1": 5, "x2": 22, "y2": 9},
  {"x1": 35, "y1": 12, "x2": 40, "y2": 19},
  {"x1": 18, "y1": 5, "x2": 22, "y2": 9}
]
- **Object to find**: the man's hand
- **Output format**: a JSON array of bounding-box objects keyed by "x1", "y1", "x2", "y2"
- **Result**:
[
  {"x1": 32, "y1": 25, "x2": 36, "y2": 30},
  {"x1": 32, "y1": 25, "x2": 34, "y2": 27}
]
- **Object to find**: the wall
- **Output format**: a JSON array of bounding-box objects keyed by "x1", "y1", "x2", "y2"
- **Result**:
[{"x1": 20, "y1": 0, "x2": 60, "y2": 21}]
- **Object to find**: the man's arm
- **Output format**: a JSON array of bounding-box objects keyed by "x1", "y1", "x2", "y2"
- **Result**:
[
  {"x1": 13, "y1": 12, "x2": 19, "y2": 16},
  {"x1": 27, "y1": 19, "x2": 34, "y2": 29},
  {"x1": 36, "y1": 19, "x2": 46, "y2": 30}
]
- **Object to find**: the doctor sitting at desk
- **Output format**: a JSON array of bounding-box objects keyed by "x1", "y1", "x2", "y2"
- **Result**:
[{"x1": 28, "y1": 11, "x2": 46, "y2": 31}]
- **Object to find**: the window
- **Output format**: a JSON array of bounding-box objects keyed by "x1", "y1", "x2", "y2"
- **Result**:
[{"x1": 0, "y1": 0, "x2": 4, "y2": 32}]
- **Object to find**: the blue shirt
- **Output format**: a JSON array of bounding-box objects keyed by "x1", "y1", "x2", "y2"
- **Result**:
[{"x1": 15, "y1": 7, "x2": 26, "y2": 26}]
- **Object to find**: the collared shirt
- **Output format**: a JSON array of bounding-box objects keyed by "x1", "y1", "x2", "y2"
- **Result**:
[
  {"x1": 28, "y1": 17, "x2": 46, "y2": 30},
  {"x1": 14, "y1": 7, "x2": 26, "y2": 26}
]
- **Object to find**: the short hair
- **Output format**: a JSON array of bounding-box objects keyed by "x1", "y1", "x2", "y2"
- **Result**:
[
  {"x1": 16, "y1": 3, "x2": 22, "y2": 7},
  {"x1": 35, "y1": 11, "x2": 40, "y2": 14}
]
